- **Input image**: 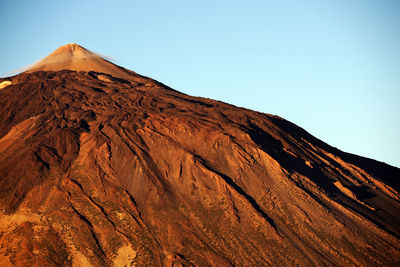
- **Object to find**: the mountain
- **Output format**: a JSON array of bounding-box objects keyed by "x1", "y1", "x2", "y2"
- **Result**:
[{"x1": 0, "y1": 44, "x2": 399, "y2": 266}]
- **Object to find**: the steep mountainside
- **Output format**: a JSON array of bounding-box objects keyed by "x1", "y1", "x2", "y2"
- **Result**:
[{"x1": 0, "y1": 44, "x2": 399, "y2": 266}]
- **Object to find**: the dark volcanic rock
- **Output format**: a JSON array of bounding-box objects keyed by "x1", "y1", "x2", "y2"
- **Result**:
[{"x1": 0, "y1": 45, "x2": 399, "y2": 266}]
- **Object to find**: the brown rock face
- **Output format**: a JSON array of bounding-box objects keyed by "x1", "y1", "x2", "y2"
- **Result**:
[{"x1": 0, "y1": 45, "x2": 399, "y2": 266}]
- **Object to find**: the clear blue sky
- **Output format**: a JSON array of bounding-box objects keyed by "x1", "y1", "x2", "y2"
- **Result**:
[{"x1": 1, "y1": 0, "x2": 399, "y2": 167}]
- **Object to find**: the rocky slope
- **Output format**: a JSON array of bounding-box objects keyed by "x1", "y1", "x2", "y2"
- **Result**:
[{"x1": 0, "y1": 44, "x2": 399, "y2": 266}]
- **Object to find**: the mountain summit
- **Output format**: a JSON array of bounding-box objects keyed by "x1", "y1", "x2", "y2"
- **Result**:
[
  {"x1": 0, "y1": 44, "x2": 400, "y2": 266},
  {"x1": 26, "y1": 43, "x2": 139, "y2": 81}
]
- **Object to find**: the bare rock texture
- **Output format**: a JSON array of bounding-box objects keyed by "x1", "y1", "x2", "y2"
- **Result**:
[{"x1": 0, "y1": 44, "x2": 399, "y2": 266}]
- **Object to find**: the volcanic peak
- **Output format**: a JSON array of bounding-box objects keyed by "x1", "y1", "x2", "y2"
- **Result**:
[
  {"x1": 57, "y1": 43, "x2": 83, "y2": 52},
  {"x1": 26, "y1": 43, "x2": 139, "y2": 81}
]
